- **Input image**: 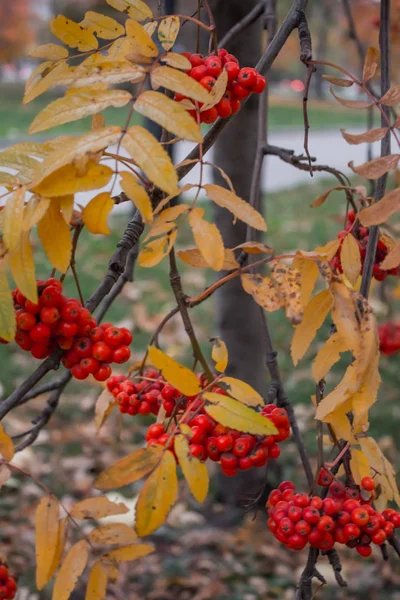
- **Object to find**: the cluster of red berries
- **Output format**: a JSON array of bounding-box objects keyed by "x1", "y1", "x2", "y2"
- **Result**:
[
  {"x1": 0, "y1": 562, "x2": 17, "y2": 599},
  {"x1": 267, "y1": 474, "x2": 400, "y2": 556},
  {"x1": 107, "y1": 369, "x2": 290, "y2": 476},
  {"x1": 378, "y1": 322, "x2": 400, "y2": 356},
  {"x1": 176, "y1": 49, "x2": 267, "y2": 124},
  {"x1": 330, "y1": 210, "x2": 398, "y2": 281},
  {"x1": 8, "y1": 279, "x2": 131, "y2": 382}
]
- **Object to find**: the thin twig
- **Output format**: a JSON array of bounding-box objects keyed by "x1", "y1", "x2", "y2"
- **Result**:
[
  {"x1": 303, "y1": 64, "x2": 316, "y2": 176},
  {"x1": 325, "y1": 549, "x2": 348, "y2": 588},
  {"x1": 295, "y1": 547, "x2": 320, "y2": 600}
]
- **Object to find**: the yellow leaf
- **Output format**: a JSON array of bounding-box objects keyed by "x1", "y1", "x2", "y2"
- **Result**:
[
  {"x1": 189, "y1": 208, "x2": 224, "y2": 271},
  {"x1": 70, "y1": 497, "x2": 129, "y2": 520},
  {"x1": 330, "y1": 282, "x2": 360, "y2": 355},
  {"x1": 0, "y1": 151, "x2": 38, "y2": 181},
  {"x1": 151, "y1": 66, "x2": 210, "y2": 104},
  {"x1": 29, "y1": 88, "x2": 131, "y2": 134},
  {"x1": 48, "y1": 518, "x2": 68, "y2": 581},
  {"x1": 103, "y1": 543, "x2": 154, "y2": 562},
  {"x1": 35, "y1": 495, "x2": 60, "y2": 590},
  {"x1": 381, "y1": 454, "x2": 400, "y2": 508},
  {"x1": 88, "y1": 523, "x2": 137, "y2": 546},
  {"x1": 0, "y1": 424, "x2": 14, "y2": 462},
  {"x1": 204, "y1": 184, "x2": 267, "y2": 232},
  {"x1": 315, "y1": 364, "x2": 355, "y2": 421},
  {"x1": 178, "y1": 247, "x2": 239, "y2": 270},
  {"x1": 50, "y1": 15, "x2": 98, "y2": 52},
  {"x1": 211, "y1": 338, "x2": 228, "y2": 372},
  {"x1": 291, "y1": 289, "x2": 332, "y2": 365},
  {"x1": 95, "y1": 389, "x2": 115, "y2": 433},
  {"x1": 0, "y1": 173, "x2": 18, "y2": 187},
  {"x1": 106, "y1": 0, "x2": 153, "y2": 22},
  {"x1": 134, "y1": 91, "x2": 202, "y2": 143},
  {"x1": 125, "y1": 19, "x2": 158, "y2": 56},
  {"x1": 52, "y1": 540, "x2": 89, "y2": 600},
  {"x1": 95, "y1": 446, "x2": 163, "y2": 490},
  {"x1": 59, "y1": 195, "x2": 74, "y2": 224},
  {"x1": 9, "y1": 232, "x2": 37, "y2": 303},
  {"x1": 350, "y1": 448, "x2": 371, "y2": 485},
  {"x1": 218, "y1": 377, "x2": 264, "y2": 408},
  {"x1": 204, "y1": 393, "x2": 277, "y2": 435},
  {"x1": 381, "y1": 240, "x2": 400, "y2": 270},
  {"x1": 0, "y1": 262, "x2": 16, "y2": 342},
  {"x1": 147, "y1": 346, "x2": 201, "y2": 396},
  {"x1": 83, "y1": 192, "x2": 114, "y2": 235},
  {"x1": 24, "y1": 62, "x2": 69, "y2": 104},
  {"x1": 59, "y1": 62, "x2": 145, "y2": 88},
  {"x1": 135, "y1": 450, "x2": 178, "y2": 536},
  {"x1": 23, "y1": 196, "x2": 51, "y2": 230},
  {"x1": 122, "y1": 126, "x2": 178, "y2": 196},
  {"x1": 120, "y1": 172, "x2": 152, "y2": 223},
  {"x1": 85, "y1": 562, "x2": 108, "y2": 600},
  {"x1": 312, "y1": 333, "x2": 348, "y2": 382},
  {"x1": 29, "y1": 43, "x2": 69, "y2": 60},
  {"x1": 363, "y1": 46, "x2": 379, "y2": 82},
  {"x1": 158, "y1": 16, "x2": 180, "y2": 51},
  {"x1": 92, "y1": 114, "x2": 105, "y2": 130},
  {"x1": 241, "y1": 274, "x2": 283, "y2": 312},
  {"x1": 270, "y1": 260, "x2": 303, "y2": 325},
  {"x1": 144, "y1": 205, "x2": 190, "y2": 240},
  {"x1": 324, "y1": 399, "x2": 353, "y2": 442},
  {"x1": 314, "y1": 239, "x2": 341, "y2": 261},
  {"x1": 340, "y1": 234, "x2": 362, "y2": 285},
  {"x1": 34, "y1": 162, "x2": 113, "y2": 197},
  {"x1": 81, "y1": 11, "x2": 124, "y2": 39},
  {"x1": 161, "y1": 52, "x2": 191, "y2": 70},
  {"x1": 37, "y1": 200, "x2": 72, "y2": 273},
  {"x1": 292, "y1": 256, "x2": 320, "y2": 307},
  {"x1": 138, "y1": 232, "x2": 177, "y2": 267},
  {"x1": 360, "y1": 188, "x2": 400, "y2": 227},
  {"x1": 201, "y1": 69, "x2": 228, "y2": 111},
  {"x1": 3, "y1": 187, "x2": 25, "y2": 252},
  {"x1": 174, "y1": 434, "x2": 209, "y2": 503}
]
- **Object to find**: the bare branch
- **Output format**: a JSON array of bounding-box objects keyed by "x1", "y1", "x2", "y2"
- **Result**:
[{"x1": 218, "y1": 2, "x2": 264, "y2": 49}]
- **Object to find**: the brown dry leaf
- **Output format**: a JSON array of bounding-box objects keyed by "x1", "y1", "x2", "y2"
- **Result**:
[
  {"x1": 95, "y1": 389, "x2": 115, "y2": 432},
  {"x1": 381, "y1": 240, "x2": 400, "y2": 270},
  {"x1": 70, "y1": 497, "x2": 129, "y2": 520},
  {"x1": 270, "y1": 260, "x2": 303, "y2": 325},
  {"x1": 359, "y1": 188, "x2": 400, "y2": 226},
  {"x1": 311, "y1": 186, "x2": 350, "y2": 208},
  {"x1": 349, "y1": 154, "x2": 399, "y2": 180},
  {"x1": 233, "y1": 241, "x2": 273, "y2": 255},
  {"x1": 330, "y1": 86, "x2": 374, "y2": 109},
  {"x1": 322, "y1": 75, "x2": 354, "y2": 87},
  {"x1": 178, "y1": 247, "x2": 239, "y2": 270},
  {"x1": 362, "y1": 47, "x2": 379, "y2": 82},
  {"x1": 380, "y1": 84, "x2": 400, "y2": 106},
  {"x1": 341, "y1": 127, "x2": 388, "y2": 145},
  {"x1": 241, "y1": 274, "x2": 283, "y2": 312},
  {"x1": 340, "y1": 234, "x2": 362, "y2": 285}
]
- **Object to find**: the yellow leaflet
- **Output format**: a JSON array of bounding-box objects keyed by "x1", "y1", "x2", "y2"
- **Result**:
[
  {"x1": 330, "y1": 282, "x2": 361, "y2": 355},
  {"x1": 323, "y1": 399, "x2": 353, "y2": 442},
  {"x1": 158, "y1": 16, "x2": 180, "y2": 51},
  {"x1": 24, "y1": 62, "x2": 69, "y2": 104},
  {"x1": 70, "y1": 497, "x2": 129, "y2": 520},
  {"x1": 312, "y1": 332, "x2": 348, "y2": 382},
  {"x1": 291, "y1": 289, "x2": 332, "y2": 365},
  {"x1": 88, "y1": 523, "x2": 137, "y2": 546},
  {"x1": 211, "y1": 338, "x2": 228, "y2": 372},
  {"x1": 34, "y1": 162, "x2": 113, "y2": 197},
  {"x1": 106, "y1": 0, "x2": 153, "y2": 22},
  {"x1": 381, "y1": 454, "x2": 400, "y2": 508},
  {"x1": 241, "y1": 274, "x2": 282, "y2": 312},
  {"x1": 270, "y1": 260, "x2": 303, "y2": 325},
  {"x1": 139, "y1": 231, "x2": 177, "y2": 267},
  {"x1": 3, "y1": 187, "x2": 25, "y2": 252},
  {"x1": 147, "y1": 345, "x2": 201, "y2": 396},
  {"x1": 151, "y1": 66, "x2": 210, "y2": 103},
  {"x1": 135, "y1": 451, "x2": 178, "y2": 536},
  {"x1": 47, "y1": 518, "x2": 68, "y2": 581},
  {"x1": 85, "y1": 562, "x2": 108, "y2": 600},
  {"x1": 292, "y1": 256, "x2": 320, "y2": 307},
  {"x1": 0, "y1": 262, "x2": 16, "y2": 342},
  {"x1": 120, "y1": 172, "x2": 152, "y2": 224},
  {"x1": 314, "y1": 239, "x2": 341, "y2": 261},
  {"x1": 201, "y1": 70, "x2": 228, "y2": 111},
  {"x1": 35, "y1": 495, "x2": 60, "y2": 590},
  {"x1": 29, "y1": 88, "x2": 132, "y2": 134},
  {"x1": 94, "y1": 389, "x2": 115, "y2": 433},
  {"x1": 175, "y1": 435, "x2": 209, "y2": 503},
  {"x1": 125, "y1": 19, "x2": 158, "y2": 57},
  {"x1": 161, "y1": 52, "x2": 191, "y2": 70},
  {"x1": 189, "y1": 208, "x2": 225, "y2": 271},
  {"x1": 134, "y1": 91, "x2": 202, "y2": 143},
  {"x1": 83, "y1": 192, "x2": 114, "y2": 235},
  {"x1": 95, "y1": 446, "x2": 163, "y2": 490},
  {"x1": 59, "y1": 195, "x2": 74, "y2": 224},
  {"x1": 0, "y1": 173, "x2": 18, "y2": 187},
  {"x1": 52, "y1": 540, "x2": 89, "y2": 600},
  {"x1": 381, "y1": 240, "x2": 400, "y2": 270},
  {"x1": 37, "y1": 200, "x2": 72, "y2": 273},
  {"x1": 29, "y1": 43, "x2": 69, "y2": 60},
  {"x1": 204, "y1": 184, "x2": 267, "y2": 232},
  {"x1": 23, "y1": 196, "x2": 50, "y2": 231},
  {"x1": 58, "y1": 62, "x2": 145, "y2": 88},
  {"x1": 0, "y1": 149, "x2": 38, "y2": 180},
  {"x1": 9, "y1": 232, "x2": 38, "y2": 303},
  {"x1": 92, "y1": 114, "x2": 105, "y2": 130},
  {"x1": 351, "y1": 355, "x2": 381, "y2": 432},
  {"x1": 204, "y1": 393, "x2": 278, "y2": 435},
  {"x1": 122, "y1": 126, "x2": 178, "y2": 196},
  {"x1": 178, "y1": 247, "x2": 239, "y2": 270},
  {"x1": 50, "y1": 15, "x2": 98, "y2": 52},
  {"x1": 350, "y1": 448, "x2": 371, "y2": 485},
  {"x1": 103, "y1": 543, "x2": 154, "y2": 563},
  {"x1": 315, "y1": 364, "x2": 355, "y2": 421},
  {"x1": 340, "y1": 234, "x2": 362, "y2": 286},
  {"x1": 144, "y1": 205, "x2": 189, "y2": 240},
  {"x1": 219, "y1": 377, "x2": 264, "y2": 408},
  {"x1": 0, "y1": 424, "x2": 14, "y2": 462},
  {"x1": 81, "y1": 11, "x2": 124, "y2": 40}
]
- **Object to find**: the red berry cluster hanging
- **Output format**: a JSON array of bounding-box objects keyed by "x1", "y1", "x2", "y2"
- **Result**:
[
  {"x1": 379, "y1": 322, "x2": 400, "y2": 356},
  {"x1": 176, "y1": 48, "x2": 266, "y2": 124},
  {"x1": 267, "y1": 475, "x2": 400, "y2": 556},
  {"x1": 107, "y1": 369, "x2": 290, "y2": 476},
  {"x1": 8, "y1": 279, "x2": 131, "y2": 382},
  {"x1": 0, "y1": 562, "x2": 17, "y2": 600},
  {"x1": 330, "y1": 210, "x2": 399, "y2": 281}
]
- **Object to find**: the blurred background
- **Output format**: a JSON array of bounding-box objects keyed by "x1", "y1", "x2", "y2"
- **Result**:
[{"x1": 1, "y1": 0, "x2": 400, "y2": 598}]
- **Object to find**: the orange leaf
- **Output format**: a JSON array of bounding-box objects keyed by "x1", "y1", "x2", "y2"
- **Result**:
[
  {"x1": 291, "y1": 289, "x2": 332, "y2": 365},
  {"x1": 380, "y1": 84, "x2": 400, "y2": 106},
  {"x1": 189, "y1": 209, "x2": 225, "y2": 271},
  {"x1": 349, "y1": 154, "x2": 399, "y2": 180},
  {"x1": 52, "y1": 540, "x2": 89, "y2": 600},
  {"x1": 341, "y1": 127, "x2": 388, "y2": 145},
  {"x1": 70, "y1": 497, "x2": 129, "y2": 520},
  {"x1": 381, "y1": 240, "x2": 400, "y2": 270},
  {"x1": 340, "y1": 234, "x2": 362, "y2": 285},
  {"x1": 330, "y1": 86, "x2": 373, "y2": 109},
  {"x1": 362, "y1": 47, "x2": 379, "y2": 82},
  {"x1": 359, "y1": 188, "x2": 400, "y2": 226},
  {"x1": 35, "y1": 495, "x2": 60, "y2": 590},
  {"x1": 95, "y1": 446, "x2": 163, "y2": 490},
  {"x1": 85, "y1": 561, "x2": 108, "y2": 600}
]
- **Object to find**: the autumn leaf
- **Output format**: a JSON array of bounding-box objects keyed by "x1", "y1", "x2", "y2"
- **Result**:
[
  {"x1": 125, "y1": 19, "x2": 158, "y2": 56},
  {"x1": 144, "y1": 205, "x2": 189, "y2": 240},
  {"x1": 178, "y1": 247, "x2": 239, "y2": 270},
  {"x1": 314, "y1": 239, "x2": 341, "y2": 261},
  {"x1": 0, "y1": 262, "x2": 16, "y2": 342},
  {"x1": 380, "y1": 84, "x2": 400, "y2": 106},
  {"x1": 29, "y1": 43, "x2": 69, "y2": 60},
  {"x1": 83, "y1": 192, "x2": 114, "y2": 235},
  {"x1": 201, "y1": 70, "x2": 228, "y2": 111},
  {"x1": 135, "y1": 450, "x2": 178, "y2": 536},
  {"x1": 85, "y1": 562, "x2": 108, "y2": 600},
  {"x1": 23, "y1": 196, "x2": 51, "y2": 231},
  {"x1": 81, "y1": 11, "x2": 124, "y2": 40},
  {"x1": 270, "y1": 260, "x2": 303, "y2": 325},
  {"x1": 52, "y1": 540, "x2": 89, "y2": 600},
  {"x1": 0, "y1": 424, "x2": 14, "y2": 462},
  {"x1": 218, "y1": 377, "x2": 264, "y2": 408},
  {"x1": 35, "y1": 495, "x2": 60, "y2": 590},
  {"x1": 175, "y1": 435, "x2": 209, "y2": 503},
  {"x1": 48, "y1": 518, "x2": 68, "y2": 581},
  {"x1": 233, "y1": 242, "x2": 272, "y2": 255},
  {"x1": 349, "y1": 154, "x2": 399, "y2": 180},
  {"x1": 3, "y1": 187, "x2": 25, "y2": 252},
  {"x1": 34, "y1": 162, "x2": 114, "y2": 197},
  {"x1": 139, "y1": 232, "x2": 177, "y2": 268},
  {"x1": 312, "y1": 333, "x2": 348, "y2": 382},
  {"x1": 37, "y1": 200, "x2": 72, "y2": 273},
  {"x1": 59, "y1": 62, "x2": 146, "y2": 88},
  {"x1": 95, "y1": 389, "x2": 115, "y2": 433},
  {"x1": 24, "y1": 62, "x2": 69, "y2": 104},
  {"x1": 341, "y1": 127, "x2": 388, "y2": 145},
  {"x1": 106, "y1": 0, "x2": 152, "y2": 21},
  {"x1": 204, "y1": 184, "x2": 267, "y2": 231},
  {"x1": 70, "y1": 497, "x2": 129, "y2": 520},
  {"x1": 381, "y1": 240, "x2": 400, "y2": 270},
  {"x1": 158, "y1": 16, "x2": 180, "y2": 51},
  {"x1": 9, "y1": 232, "x2": 38, "y2": 303},
  {"x1": 291, "y1": 289, "x2": 332, "y2": 365},
  {"x1": 50, "y1": 15, "x2": 98, "y2": 52},
  {"x1": 211, "y1": 338, "x2": 228, "y2": 372},
  {"x1": 122, "y1": 126, "x2": 178, "y2": 196},
  {"x1": 330, "y1": 282, "x2": 360, "y2": 354},
  {"x1": 340, "y1": 234, "x2": 362, "y2": 285},
  {"x1": 362, "y1": 47, "x2": 379, "y2": 82},
  {"x1": 88, "y1": 523, "x2": 137, "y2": 546},
  {"x1": 292, "y1": 256, "x2": 320, "y2": 306},
  {"x1": 241, "y1": 274, "x2": 282, "y2": 312},
  {"x1": 330, "y1": 86, "x2": 374, "y2": 109},
  {"x1": 204, "y1": 393, "x2": 277, "y2": 435},
  {"x1": 189, "y1": 209, "x2": 225, "y2": 271},
  {"x1": 147, "y1": 345, "x2": 201, "y2": 396},
  {"x1": 322, "y1": 75, "x2": 354, "y2": 87},
  {"x1": 103, "y1": 543, "x2": 154, "y2": 562},
  {"x1": 359, "y1": 188, "x2": 400, "y2": 226},
  {"x1": 151, "y1": 66, "x2": 210, "y2": 103},
  {"x1": 161, "y1": 52, "x2": 191, "y2": 70},
  {"x1": 95, "y1": 446, "x2": 163, "y2": 490},
  {"x1": 350, "y1": 449, "x2": 371, "y2": 485},
  {"x1": 119, "y1": 172, "x2": 153, "y2": 224},
  {"x1": 134, "y1": 91, "x2": 202, "y2": 143}
]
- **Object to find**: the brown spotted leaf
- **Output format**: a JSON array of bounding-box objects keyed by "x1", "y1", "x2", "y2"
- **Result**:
[{"x1": 270, "y1": 260, "x2": 303, "y2": 325}]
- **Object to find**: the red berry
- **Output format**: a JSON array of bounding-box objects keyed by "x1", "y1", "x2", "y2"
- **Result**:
[
  {"x1": 361, "y1": 476, "x2": 376, "y2": 491},
  {"x1": 356, "y1": 545, "x2": 372, "y2": 557},
  {"x1": 303, "y1": 507, "x2": 320, "y2": 525},
  {"x1": 279, "y1": 517, "x2": 295, "y2": 535},
  {"x1": 92, "y1": 342, "x2": 113, "y2": 362},
  {"x1": 224, "y1": 61, "x2": 240, "y2": 82},
  {"x1": 190, "y1": 64, "x2": 208, "y2": 80},
  {"x1": 29, "y1": 323, "x2": 51, "y2": 342},
  {"x1": 112, "y1": 346, "x2": 131, "y2": 364},
  {"x1": 319, "y1": 533, "x2": 334, "y2": 551},
  {"x1": 120, "y1": 328, "x2": 133, "y2": 345},
  {"x1": 74, "y1": 337, "x2": 93, "y2": 359},
  {"x1": 205, "y1": 56, "x2": 222, "y2": 77},
  {"x1": 103, "y1": 326, "x2": 125, "y2": 347},
  {"x1": 190, "y1": 443, "x2": 206, "y2": 461},
  {"x1": 344, "y1": 523, "x2": 361, "y2": 542},
  {"x1": 317, "y1": 515, "x2": 335, "y2": 533},
  {"x1": 80, "y1": 357, "x2": 100, "y2": 375},
  {"x1": 238, "y1": 67, "x2": 257, "y2": 88},
  {"x1": 329, "y1": 480, "x2": 346, "y2": 498},
  {"x1": 295, "y1": 520, "x2": 311, "y2": 537},
  {"x1": 278, "y1": 481, "x2": 295, "y2": 492},
  {"x1": 390, "y1": 513, "x2": 400, "y2": 528},
  {"x1": 57, "y1": 321, "x2": 78, "y2": 338},
  {"x1": 323, "y1": 497, "x2": 338, "y2": 516},
  {"x1": 230, "y1": 98, "x2": 241, "y2": 113},
  {"x1": 308, "y1": 529, "x2": 324, "y2": 547},
  {"x1": 216, "y1": 98, "x2": 232, "y2": 118},
  {"x1": 383, "y1": 521, "x2": 395, "y2": 538},
  {"x1": 351, "y1": 507, "x2": 370, "y2": 527},
  {"x1": 0, "y1": 566, "x2": 8, "y2": 581},
  {"x1": 287, "y1": 533, "x2": 308, "y2": 551},
  {"x1": 231, "y1": 81, "x2": 251, "y2": 99},
  {"x1": 216, "y1": 434, "x2": 233, "y2": 453},
  {"x1": 190, "y1": 415, "x2": 215, "y2": 433},
  {"x1": 310, "y1": 497, "x2": 323, "y2": 510},
  {"x1": 189, "y1": 53, "x2": 204, "y2": 67},
  {"x1": 45, "y1": 277, "x2": 63, "y2": 291},
  {"x1": 371, "y1": 529, "x2": 387, "y2": 545},
  {"x1": 199, "y1": 76, "x2": 216, "y2": 92},
  {"x1": 25, "y1": 300, "x2": 40, "y2": 314},
  {"x1": 252, "y1": 74, "x2": 267, "y2": 94},
  {"x1": 317, "y1": 467, "x2": 333, "y2": 487},
  {"x1": 233, "y1": 437, "x2": 252, "y2": 457},
  {"x1": 60, "y1": 300, "x2": 81, "y2": 322},
  {"x1": 90, "y1": 327, "x2": 104, "y2": 343},
  {"x1": 249, "y1": 447, "x2": 268, "y2": 467},
  {"x1": 40, "y1": 286, "x2": 63, "y2": 307},
  {"x1": 138, "y1": 401, "x2": 151, "y2": 415},
  {"x1": 40, "y1": 306, "x2": 60, "y2": 325},
  {"x1": 16, "y1": 312, "x2": 36, "y2": 331},
  {"x1": 238, "y1": 456, "x2": 252, "y2": 470},
  {"x1": 201, "y1": 107, "x2": 218, "y2": 123},
  {"x1": 293, "y1": 493, "x2": 309, "y2": 508},
  {"x1": 337, "y1": 510, "x2": 351, "y2": 527},
  {"x1": 268, "y1": 444, "x2": 280, "y2": 459},
  {"x1": 220, "y1": 452, "x2": 238, "y2": 471},
  {"x1": 93, "y1": 364, "x2": 112, "y2": 381},
  {"x1": 222, "y1": 53, "x2": 238, "y2": 64},
  {"x1": 288, "y1": 505, "x2": 303, "y2": 522},
  {"x1": 15, "y1": 331, "x2": 32, "y2": 351},
  {"x1": 267, "y1": 490, "x2": 282, "y2": 507},
  {"x1": 343, "y1": 499, "x2": 360, "y2": 513},
  {"x1": 71, "y1": 364, "x2": 88, "y2": 380},
  {"x1": 146, "y1": 423, "x2": 165, "y2": 441}
]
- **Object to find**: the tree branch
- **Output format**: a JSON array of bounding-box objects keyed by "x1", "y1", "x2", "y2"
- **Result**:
[{"x1": 218, "y1": 2, "x2": 265, "y2": 49}]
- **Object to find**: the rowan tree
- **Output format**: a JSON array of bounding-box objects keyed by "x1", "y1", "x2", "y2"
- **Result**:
[{"x1": 0, "y1": 1, "x2": 400, "y2": 599}]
